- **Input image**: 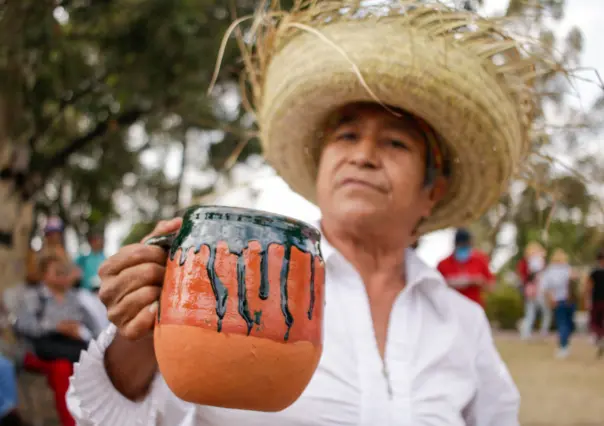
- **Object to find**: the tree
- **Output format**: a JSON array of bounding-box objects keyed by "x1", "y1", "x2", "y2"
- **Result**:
[
  {"x1": 0, "y1": 0, "x2": 265, "y2": 289},
  {"x1": 470, "y1": 0, "x2": 604, "y2": 267}
]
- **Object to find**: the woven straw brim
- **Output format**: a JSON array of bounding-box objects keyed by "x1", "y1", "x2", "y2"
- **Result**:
[{"x1": 260, "y1": 18, "x2": 529, "y2": 234}]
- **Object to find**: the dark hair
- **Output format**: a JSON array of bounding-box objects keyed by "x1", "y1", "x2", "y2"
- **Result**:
[
  {"x1": 597, "y1": 249, "x2": 604, "y2": 261},
  {"x1": 422, "y1": 132, "x2": 450, "y2": 187},
  {"x1": 38, "y1": 255, "x2": 62, "y2": 276},
  {"x1": 455, "y1": 228, "x2": 472, "y2": 245}
]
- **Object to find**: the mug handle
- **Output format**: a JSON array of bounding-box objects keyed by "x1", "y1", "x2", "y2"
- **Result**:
[
  {"x1": 144, "y1": 232, "x2": 177, "y2": 251},
  {"x1": 143, "y1": 232, "x2": 177, "y2": 324}
]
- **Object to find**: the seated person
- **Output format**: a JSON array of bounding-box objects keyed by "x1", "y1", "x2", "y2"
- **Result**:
[{"x1": 14, "y1": 255, "x2": 101, "y2": 426}]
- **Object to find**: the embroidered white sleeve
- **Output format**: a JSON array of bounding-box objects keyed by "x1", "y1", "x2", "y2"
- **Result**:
[
  {"x1": 464, "y1": 312, "x2": 521, "y2": 426},
  {"x1": 67, "y1": 324, "x2": 166, "y2": 426}
]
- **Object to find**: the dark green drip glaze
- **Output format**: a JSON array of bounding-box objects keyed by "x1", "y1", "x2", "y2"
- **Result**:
[
  {"x1": 159, "y1": 206, "x2": 322, "y2": 341},
  {"x1": 237, "y1": 254, "x2": 254, "y2": 335},
  {"x1": 307, "y1": 254, "x2": 315, "y2": 321},
  {"x1": 279, "y1": 246, "x2": 294, "y2": 341},
  {"x1": 253, "y1": 310, "x2": 262, "y2": 325},
  {"x1": 204, "y1": 244, "x2": 229, "y2": 332},
  {"x1": 259, "y1": 244, "x2": 271, "y2": 300}
]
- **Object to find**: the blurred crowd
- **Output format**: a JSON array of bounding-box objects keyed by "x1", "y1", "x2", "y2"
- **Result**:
[
  {"x1": 0, "y1": 217, "x2": 108, "y2": 426},
  {"x1": 1, "y1": 218, "x2": 603, "y2": 425},
  {"x1": 434, "y1": 229, "x2": 604, "y2": 360}
]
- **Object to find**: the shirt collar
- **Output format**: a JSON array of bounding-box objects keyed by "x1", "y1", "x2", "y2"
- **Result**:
[{"x1": 39, "y1": 283, "x2": 76, "y2": 300}]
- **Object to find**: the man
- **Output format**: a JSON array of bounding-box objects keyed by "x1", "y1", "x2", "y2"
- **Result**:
[
  {"x1": 586, "y1": 249, "x2": 604, "y2": 357},
  {"x1": 75, "y1": 230, "x2": 106, "y2": 292},
  {"x1": 65, "y1": 1, "x2": 564, "y2": 424},
  {"x1": 437, "y1": 229, "x2": 495, "y2": 307}
]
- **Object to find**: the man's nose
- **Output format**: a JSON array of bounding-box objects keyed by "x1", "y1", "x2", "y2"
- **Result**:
[{"x1": 349, "y1": 136, "x2": 379, "y2": 168}]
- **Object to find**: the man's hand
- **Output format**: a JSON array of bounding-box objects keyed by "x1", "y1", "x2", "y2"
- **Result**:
[
  {"x1": 101, "y1": 217, "x2": 182, "y2": 401},
  {"x1": 99, "y1": 217, "x2": 182, "y2": 340}
]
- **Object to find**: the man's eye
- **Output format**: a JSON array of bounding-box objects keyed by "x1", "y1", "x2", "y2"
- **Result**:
[
  {"x1": 389, "y1": 140, "x2": 409, "y2": 150},
  {"x1": 337, "y1": 132, "x2": 358, "y2": 141}
]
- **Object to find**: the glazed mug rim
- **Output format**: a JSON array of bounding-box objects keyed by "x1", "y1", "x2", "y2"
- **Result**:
[
  {"x1": 145, "y1": 205, "x2": 322, "y2": 250},
  {"x1": 180, "y1": 205, "x2": 321, "y2": 241}
]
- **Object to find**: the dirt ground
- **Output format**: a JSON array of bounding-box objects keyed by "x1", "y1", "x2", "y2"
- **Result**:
[
  {"x1": 496, "y1": 334, "x2": 604, "y2": 426},
  {"x1": 17, "y1": 334, "x2": 604, "y2": 426}
]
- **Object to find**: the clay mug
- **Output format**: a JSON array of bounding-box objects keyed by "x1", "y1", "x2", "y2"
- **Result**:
[{"x1": 146, "y1": 205, "x2": 325, "y2": 412}]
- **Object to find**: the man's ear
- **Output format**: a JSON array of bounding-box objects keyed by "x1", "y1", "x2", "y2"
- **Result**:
[
  {"x1": 419, "y1": 176, "x2": 448, "y2": 218},
  {"x1": 429, "y1": 176, "x2": 448, "y2": 204}
]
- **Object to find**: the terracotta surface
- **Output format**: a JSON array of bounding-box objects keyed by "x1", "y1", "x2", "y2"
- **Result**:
[
  {"x1": 151, "y1": 206, "x2": 325, "y2": 411},
  {"x1": 155, "y1": 325, "x2": 322, "y2": 411}
]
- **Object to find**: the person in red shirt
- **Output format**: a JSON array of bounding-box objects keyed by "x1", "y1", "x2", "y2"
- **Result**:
[
  {"x1": 437, "y1": 228, "x2": 495, "y2": 306},
  {"x1": 515, "y1": 242, "x2": 546, "y2": 301}
]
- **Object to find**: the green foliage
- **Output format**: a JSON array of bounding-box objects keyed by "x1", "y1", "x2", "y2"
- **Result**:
[
  {"x1": 120, "y1": 221, "x2": 156, "y2": 246},
  {"x1": 470, "y1": 1, "x2": 604, "y2": 266},
  {"x1": 485, "y1": 285, "x2": 524, "y2": 330},
  {"x1": 1, "y1": 0, "x2": 264, "y2": 238}
]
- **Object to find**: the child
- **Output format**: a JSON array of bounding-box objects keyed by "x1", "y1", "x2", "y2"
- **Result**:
[{"x1": 14, "y1": 255, "x2": 100, "y2": 426}]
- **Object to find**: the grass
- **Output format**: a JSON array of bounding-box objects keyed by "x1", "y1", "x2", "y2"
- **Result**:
[
  {"x1": 18, "y1": 333, "x2": 603, "y2": 425},
  {"x1": 496, "y1": 334, "x2": 604, "y2": 426}
]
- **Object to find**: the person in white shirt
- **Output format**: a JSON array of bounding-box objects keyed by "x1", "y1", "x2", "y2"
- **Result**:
[{"x1": 66, "y1": 1, "x2": 569, "y2": 424}]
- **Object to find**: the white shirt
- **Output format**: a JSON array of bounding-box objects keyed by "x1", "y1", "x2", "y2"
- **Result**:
[
  {"x1": 66, "y1": 232, "x2": 520, "y2": 426},
  {"x1": 540, "y1": 264, "x2": 572, "y2": 302}
]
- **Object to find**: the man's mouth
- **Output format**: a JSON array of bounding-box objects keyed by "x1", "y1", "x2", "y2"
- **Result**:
[{"x1": 338, "y1": 178, "x2": 387, "y2": 193}]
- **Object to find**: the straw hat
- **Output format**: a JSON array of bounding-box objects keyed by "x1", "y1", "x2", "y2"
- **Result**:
[{"x1": 214, "y1": 1, "x2": 561, "y2": 234}]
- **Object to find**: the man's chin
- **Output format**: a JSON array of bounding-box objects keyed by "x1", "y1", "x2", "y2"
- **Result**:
[{"x1": 332, "y1": 203, "x2": 386, "y2": 223}]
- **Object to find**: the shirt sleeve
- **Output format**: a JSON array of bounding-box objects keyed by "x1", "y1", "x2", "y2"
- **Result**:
[
  {"x1": 13, "y1": 290, "x2": 53, "y2": 338},
  {"x1": 79, "y1": 302, "x2": 103, "y2": 339},
  {"x1": 67, "y1": 324, "x2": 174, "y2": 426},
  {"x1": 464, "y1": 312, "x2": 520, "y2": 426},
  {"x1": 539, "y1": 269, "x2": 551, "y2": 291},
  {"x1": 516, "y1": 258, "x2": 528, "y2": 284}
]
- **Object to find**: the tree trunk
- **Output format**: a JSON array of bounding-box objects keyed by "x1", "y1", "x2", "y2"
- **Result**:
[
  {"x1": 0, "y1": 92, "x2": 34, "y2": 292},
  {"x1": 0, "y1": 184, "x2": 33, "y2": 292}
]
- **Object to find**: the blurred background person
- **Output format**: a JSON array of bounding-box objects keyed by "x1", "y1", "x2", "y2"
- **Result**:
[
  {"x1": 26, "y1": 217, "x2": 80, "y2": 287},
  {"x1": 516, "y1": 242, "x2": 546, "y2": 299},
  {"x1": 541, "y1": 249, "x2": 575, "y2": 359},
  {"x1": 75, "y1": 229, "x2": 105, "y2": 292},
  {"x1": 74, "y1": 229, "x2": 110, "y2": 332},
  {"x1": 14, "y1": 255, "x2": 100, "y2": 426},
  {"x1": 0, "y1": 354, "x2": 30, "y2": 426},
  {"x1": 437, "y1": 228, "x2": 495, "y2": 308},
  {"x1": 519, "y1": 243, "x2": 550, "y2": 340},
  {"x1": 585, "y1": 248, "x2": 604, "y2": 358}
]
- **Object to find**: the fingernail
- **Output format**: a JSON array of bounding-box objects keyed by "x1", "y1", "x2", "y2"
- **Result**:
[{"x1": 149, "y1": 301, "x2": 159, "y2": 314}]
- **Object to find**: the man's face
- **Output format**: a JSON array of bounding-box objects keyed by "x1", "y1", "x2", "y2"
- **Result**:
[
  {"x1": 45, "y1": 231, "x2": 62, "y2": 246},
  {"x1": 89, "y1": 235, "x2": 104, "y2": 252},
  {"x1": 316, "y1": 103, "x2": 445, "y2": 233},
  {"x1": 454, "y1": 242, "x2": 473, "y2": 262}
]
